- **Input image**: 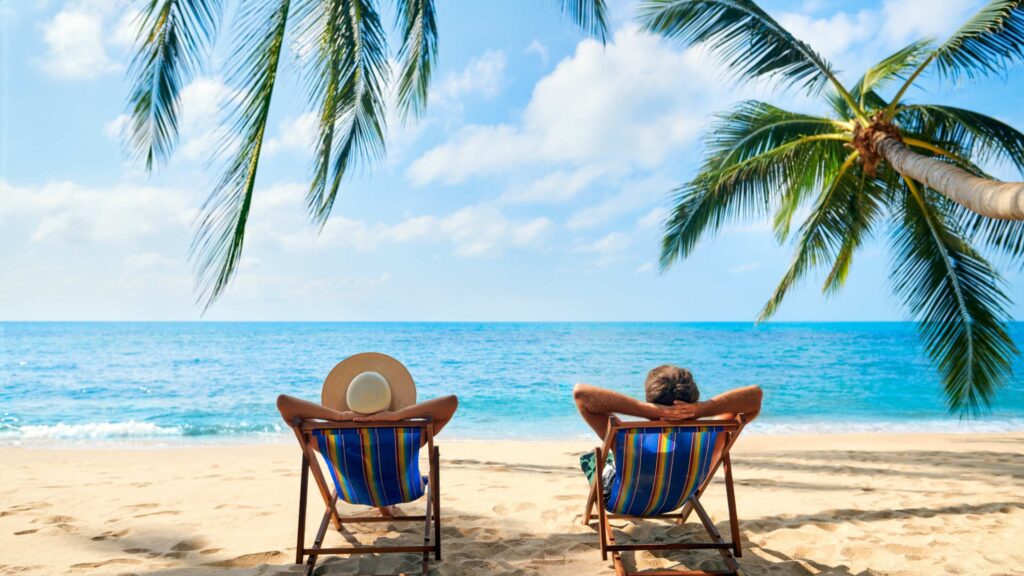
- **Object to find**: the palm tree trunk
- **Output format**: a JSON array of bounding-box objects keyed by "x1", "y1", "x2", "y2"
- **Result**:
[{"x1": 875, "y1": 134, "x2": 1024, "y2": 220}]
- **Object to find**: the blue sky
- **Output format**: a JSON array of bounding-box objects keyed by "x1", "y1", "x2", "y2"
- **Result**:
[{"x1": 2, "y1": 0, "x2": 1024, "y2": 321}]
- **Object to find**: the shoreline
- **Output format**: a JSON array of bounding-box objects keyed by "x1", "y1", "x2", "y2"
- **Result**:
[{"x1": 3, "y1": 423, "x2": 1024, "y2": 450}]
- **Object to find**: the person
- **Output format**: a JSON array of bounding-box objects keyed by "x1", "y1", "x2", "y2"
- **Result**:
[
  {"x1": 277, "y1": 352, "x2": 458, "y2": 517},
  {"x1": 572, "y1": 365, "x2": 762, "y2": 499}
]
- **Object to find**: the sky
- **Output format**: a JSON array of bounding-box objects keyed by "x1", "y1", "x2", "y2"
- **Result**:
[{"x1": 2, "y1": 0, "x2": 1024, "y2": 321}]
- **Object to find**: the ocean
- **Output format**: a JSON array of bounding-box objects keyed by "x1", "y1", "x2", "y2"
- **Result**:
[{"x1": 2, "y1": 322, "x2": 1023, "y2": 444}]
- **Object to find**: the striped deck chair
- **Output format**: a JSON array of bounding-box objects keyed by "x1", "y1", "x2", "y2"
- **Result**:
[
  {"x1": 287, "y1": 417, "x2": 441, "y2": 576},
  {"x1": 582, "y1": 415, "x2": 746, "y2": 576}
]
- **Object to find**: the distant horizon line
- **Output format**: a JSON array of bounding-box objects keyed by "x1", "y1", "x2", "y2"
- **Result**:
[{"x1": 4, "y1": 319, "x2": 1023, "y2": 324}]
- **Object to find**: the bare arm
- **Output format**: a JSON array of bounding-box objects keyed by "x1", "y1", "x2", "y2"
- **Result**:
[
  {"x1": 573, "y1": 383, "x2": 665, "y2": 439},
  {"x1": 353, "y1": 395, "x2": 459, "y2": 438},
  {"x1": 695, "y1": 385, "x2": 763, "y2": 422},
  {"x1": 276, "y1": 394, "x2": 459, "y2": 440},
  {"x1": 573, "y1": 383, "x2": 763, "y2": 440},
  {"x1": 277, "y1": 394, "x2": 354, "y2": 424}
]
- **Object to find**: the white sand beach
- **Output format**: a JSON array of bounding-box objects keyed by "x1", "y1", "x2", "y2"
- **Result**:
[{"x1": 1, "y1": 433, "x2": 1022, "y2": 575}]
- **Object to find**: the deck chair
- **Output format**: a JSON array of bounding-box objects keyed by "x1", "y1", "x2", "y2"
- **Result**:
[
  {"x1": 582, "y1": 415, "x2": 746, "y2": 576},
  {"x1": 287, "y1": 416, "x2": 441, "y2": 576}
]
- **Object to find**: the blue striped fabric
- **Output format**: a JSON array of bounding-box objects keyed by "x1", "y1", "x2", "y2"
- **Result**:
[
  {"x1": 312, "y1": 427, "x2": 426, "y2": 507},
  {"x1": 606, "y1": 426, "x2": 722, "y2": 516}
]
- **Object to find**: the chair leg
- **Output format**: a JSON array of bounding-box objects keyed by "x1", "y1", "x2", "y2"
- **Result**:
[
  {"x1": 422, "y1": 478, "x2": 432, "y2": 575},
  {"x1": 584, "y1": 479, "x2": 597, "y2": 525},
  {"x1": 433, "y1": 446, "x2": 442, "y2": 561},
  {"x1": 296, "y1": 454, "x2": 309, "y2": 565},
  {"x1": 723, "y1": 452, "x2": 741, "y2": 558},
  {"x1": 611, "y1": 553, "x2": 628, "y2": 576},
  {"x1": 690, "y1": 496, "x2": 739, "y2": 575},
  {"x1": 305, "y1": 507, "x2": 332, "y2": 576},
  {"x1": 594, "y1": 447, "x2": 609, "y2": 561}
]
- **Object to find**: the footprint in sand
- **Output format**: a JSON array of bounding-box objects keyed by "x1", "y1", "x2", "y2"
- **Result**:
[
  {"x1": 42, "y1": 515, "x2": 76, "y2": 524},
  {"x1": 170, "y1": 537, "x2": 209, "y2": 552},
  {"x1": 133, "y1": 510, "x2": 180, "y2": 518},
  {"x1": 162, "y1": 551, "x2": 188, "y2": 559},
  {"x1": 70, "y1": 558, "x2": 142, "y2": 569},
  {"x1": 198, "y1": 548, "x2": 221, "y2": 555},
  {"x1": 91, "y1": 529, "x2": 129, "y2": 541},
  {"x1": 0, "y1": 504, "x2": 36, "y2": 517},
  {"x1": 121, "y1": 503, "x2": 158, "y2": 510},
  {"x1": 14, "y1": 529, "x2": 38, "y2": 536},
  {"x1": 203, "y1": 551, "x2": 287, "y2": 568}
]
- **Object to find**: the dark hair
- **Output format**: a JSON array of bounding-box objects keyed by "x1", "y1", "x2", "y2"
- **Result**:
[{"x1": 645, "y1": 365, "x2": 699, "y2": 405}]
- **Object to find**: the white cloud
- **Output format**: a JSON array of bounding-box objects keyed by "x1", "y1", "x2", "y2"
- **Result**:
[
  {"x1": 525, "y1": 40, "x2": 549, "y2": 64},
  {"x1": 110, "y1": 9, "x2": 141, "y2": 48},
  {"x1": 778, "y1": 10, "x2": 874, "y2": 61},
  {"x1": 1, "y1": 180, "x2": 194, "y2": 244},
  {"x1": 634, "y1": 262, "x2": 656, "y2": 274},
  {"x1": 575, "y1": 231, "x2": 632, "y2": 265},
  {"x1": 409, "y1": 27, "x2": 740, "y2": 186},
  {"x1": 122, "y1": 252, "x2": 179, "y2": 269},
  {"x1": 636, "y1": 207, "x2": 668, "y2": 230},
  {"x1": 253, "y1": 182, "x2": 553, "y2": 258},
  {"x1": 434, "y1": 50, "x2": 507, "y2": 105},
  {"x1": 227, "y1": 271, "x2": 392, "y2": 304},
  {"x1": 880, "y1": 0, "x2": 980, "y2": 46},
  {"x1": 408, "y1": 124, "x2": 533, "y2": 185},
  {"x1": 265, "y1": 112, "x2": 318, "y2": 156},
  {"x1": 729, "y1": 262, "x2": 762, "y2": 274},
  {"x1": 41, "y1": 4, "x2": 118, "y2": 79},
  {"x1": 103, "y1": 114, "x2": 129, "y2": 140},
  {"x1": 501, "y1": 165, "x2": 607, "y2": 204},
  {"x1": 567, "y1": 173, "x2": 673, "y2": 231},
  {"x1": 177, "y1": 77, "x2": 239, "y2": 161}
]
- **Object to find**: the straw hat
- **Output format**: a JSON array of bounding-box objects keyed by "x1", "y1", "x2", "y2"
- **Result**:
[{"x1": 321, "y1": 352, "x2": 417, "y2": 414}]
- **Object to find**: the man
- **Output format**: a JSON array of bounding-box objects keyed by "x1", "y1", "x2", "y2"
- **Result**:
[
  {"x1": 573, "y1": 365, "x2": 762, "y2": 440},
  {"x1": 573, "y1": 365, "x2": 762, "y2": 496}
]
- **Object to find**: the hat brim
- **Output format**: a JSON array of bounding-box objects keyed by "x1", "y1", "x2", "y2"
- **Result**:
[{"x1": 322, "y1": 352, "x2": 417, "y2": 412}]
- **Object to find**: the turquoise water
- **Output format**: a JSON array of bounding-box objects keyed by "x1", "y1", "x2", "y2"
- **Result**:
[{"x1": 2, "y1": 322, "x2": 1023, "y2": 443}]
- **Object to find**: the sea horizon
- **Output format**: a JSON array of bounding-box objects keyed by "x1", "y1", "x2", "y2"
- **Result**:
[{"x1": 3, "y1": 321, "x2": 1024, "y2": 446}]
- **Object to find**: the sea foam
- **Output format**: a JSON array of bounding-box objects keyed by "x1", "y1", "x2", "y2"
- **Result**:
[{"x1": 9, "y1": 421, "x2": 184, "y2": 440}]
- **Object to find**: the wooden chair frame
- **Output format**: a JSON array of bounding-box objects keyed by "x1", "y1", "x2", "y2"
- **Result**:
[
  {"x1": 288, "y1": 417, "x2": 441, "y2": 576},
  {"x1": 582, "y1": 415, "x2": 746, "y2": 576}
]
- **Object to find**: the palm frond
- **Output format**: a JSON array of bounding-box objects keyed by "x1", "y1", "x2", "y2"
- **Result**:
[
  {"x1": 638, "y1": 0, "x2": 855, "y2": 109},
  {"x1": 897, "y1": 104, "x2": 1024, "y2": 174},
  {"x1": 559, "y1": 0, "x2": 609, "y2": 41},
  {"x1": 395, "y1": 0, "x2": 438, "y2": 119},
  {"x1": 854, "y1": 39, "x2": 932, "y2": 108},
  {"x1": 190, "y1": 0, "x2": 292, "y2": 308},
  {"x1": 826, "y1": 86, "x2": 886, "y2": 119},
  {"x1": 887, "y1": 1, "x2": 1024, "y2": 111},
  {"x1": 959, "y1": 211, "x2": 1024, "y2": 268},
  {"x1": 821, "y1": 167, "x2": 891, "y2": 295},
  {"x1": 758, "y1": 151, "x2": 884, "y2": 320},
  {"x1": 891, "y1": 179, "x2": 1017, "y2": 414},
  {"x1": 305, "y1": 0, "x2": 390, "y2": 226},
  {"x1": 660, "y1": 101, "x2": 846, "y2": 268},
  {"x1": 934, "y1": 0, "x2": 1024, "y2": 81},
  {"x1": 126, "y1": 0, "x2": 223, "y2": 170}
]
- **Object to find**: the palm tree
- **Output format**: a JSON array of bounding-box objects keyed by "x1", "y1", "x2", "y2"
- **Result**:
[
  {"x1": 643, "y1": 0, "x2": 1024, "y2": 413},
  {"x1": 124, "y1": 0, "x2": 608, "y2": 307}
]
